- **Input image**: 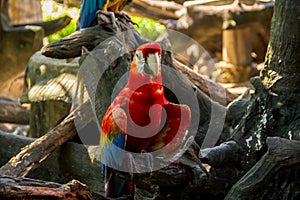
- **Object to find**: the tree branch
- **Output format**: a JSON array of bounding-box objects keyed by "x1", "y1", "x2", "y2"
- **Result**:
[
  {"x1": 0, "y1": 175, "x2": 92, "y2": 199},
  {"x1": 0, "y1": 96, "x2": 29, "y2": 125}
]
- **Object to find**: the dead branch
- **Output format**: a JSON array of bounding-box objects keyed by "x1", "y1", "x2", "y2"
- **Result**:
[
  {"x1": 0, "y1": 175, "x2": 92, "y2": 199},
  {"x1": 127, "y1": 0, "x2": 184, "y2": 20}
]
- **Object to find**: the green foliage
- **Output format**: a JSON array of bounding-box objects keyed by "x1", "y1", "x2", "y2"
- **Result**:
[
  {"x1": 45, "y1": 15, "x2": 77, "y2": 42},
  {"x1": 132, "y1": 16, "x2": 166, "y2": 41},
  {"x1": 41, "y1": 0, "x2": 79, "y2": 42}
]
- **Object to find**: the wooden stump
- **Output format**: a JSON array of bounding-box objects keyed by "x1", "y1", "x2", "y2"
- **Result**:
[{"x1": 20, "y1": 52, "x2": 80, "y2": 137}]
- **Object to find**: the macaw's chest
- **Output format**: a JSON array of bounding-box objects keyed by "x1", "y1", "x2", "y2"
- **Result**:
[
  {"x1": 127, "y1": 83, "x2": 164, "y2": 125},
  {"x1": 123, "y1": 84, "x2": 165, "y2": 152}
]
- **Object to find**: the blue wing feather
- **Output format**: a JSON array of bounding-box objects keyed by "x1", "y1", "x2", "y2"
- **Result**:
[
  {"x1": 103, "y1": 132, "x2": 126, "y2": 167},
  {"x1": 77, "y1": 0, "x2": 108, "y2": 29},
  {"x1": 112, "y1": 133, "x2": 126, "y2": 162},
  {"x1": 101, "y1": 95, "x2": 129, "y2": 197},
  {"x1": 103, "y1": 132, "x2": 126, "y2": 197}
]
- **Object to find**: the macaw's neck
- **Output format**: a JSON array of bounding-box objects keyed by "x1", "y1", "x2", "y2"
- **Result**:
[{"x1": 127, "y1": 70, "x2": 163, "y2": 90}]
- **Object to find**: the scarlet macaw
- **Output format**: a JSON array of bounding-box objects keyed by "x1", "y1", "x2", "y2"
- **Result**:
[
  {"x1": 100, "y1": 42, "x2": 191, "y2": 198},
  {"x1": 78, "y1": 0, "x2": 131, "y2": 29}
]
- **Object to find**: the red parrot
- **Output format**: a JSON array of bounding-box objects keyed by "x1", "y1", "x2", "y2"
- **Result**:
[{"x1": 100, "y1": 42, "x2": 191, "y2": 198}]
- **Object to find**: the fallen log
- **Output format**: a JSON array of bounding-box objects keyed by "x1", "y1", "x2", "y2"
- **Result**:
[
  {"x1": 0, "y1": 175, "x2": 92, "y2": 200},
  {"x1": 0, "y1": 96, "x2": 29, "y2": 125},
  {"x1": 199, "y1": 140, "x2": 241, "y2": 167}
]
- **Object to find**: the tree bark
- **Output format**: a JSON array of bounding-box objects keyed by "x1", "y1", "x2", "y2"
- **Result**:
[
  {"x1": 225, "y1": 137, "x2": 300, "y2": 200},
  {"x1": 232, "y1": 0, "x2": 300, "y2": 169},
  {"x1": 0, "y1": 175, "x2": 92, "y2": 200},
  {"x1": 223, "y1": 0, "x2": 300, "y2": 198}
]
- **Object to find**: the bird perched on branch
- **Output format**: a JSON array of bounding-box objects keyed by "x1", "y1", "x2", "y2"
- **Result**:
[
  {"x1": 100, "y1": 42, "x2": 191, "y2": 198},
  {"x1": 77, "y1": 0, "x2": 132, "y2": 29}
]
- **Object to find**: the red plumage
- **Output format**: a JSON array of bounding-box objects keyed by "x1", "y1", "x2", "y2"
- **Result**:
[{"x1": 100, "y1": 42, "x2": 191, "y2": 197}]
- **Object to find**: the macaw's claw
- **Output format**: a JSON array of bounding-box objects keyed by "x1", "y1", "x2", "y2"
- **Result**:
[
  {"x1": 96, "y1": 10, "x2": 119, "y2": 31},
  {"x1": 115, "y1": 11, "x2": 137, "y2": 26}
]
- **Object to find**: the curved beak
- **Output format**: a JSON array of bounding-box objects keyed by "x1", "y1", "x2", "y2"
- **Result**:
[{"x1": 144, "y1": 53, "x2": 160, "y2": 78}]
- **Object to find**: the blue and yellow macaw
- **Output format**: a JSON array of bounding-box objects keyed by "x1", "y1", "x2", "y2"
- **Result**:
[{"x1": 77, "y1": 0, "x2": 131, "y2": 29}]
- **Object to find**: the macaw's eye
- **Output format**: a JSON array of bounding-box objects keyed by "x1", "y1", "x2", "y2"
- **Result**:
[{"x1": 136, "y1": 50, "x2": 142, "y2": 59}]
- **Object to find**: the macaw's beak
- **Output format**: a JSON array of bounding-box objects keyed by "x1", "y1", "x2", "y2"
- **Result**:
[{"x1": 144, "y1": 53, "x2": 160, "y2": 78}]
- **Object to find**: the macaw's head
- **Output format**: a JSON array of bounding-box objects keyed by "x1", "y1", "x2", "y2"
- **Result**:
[{"x1": 133, "y1": 42, "x2": 161, "y2": 78}]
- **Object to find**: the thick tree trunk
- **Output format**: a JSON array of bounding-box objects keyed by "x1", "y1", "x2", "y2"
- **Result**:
[
  {"x1": 232, "y1": 0, "x2": 300, "y2": 168},
  {"x1": 225, "y1": 0, "x2": 300, "y2": 198}
]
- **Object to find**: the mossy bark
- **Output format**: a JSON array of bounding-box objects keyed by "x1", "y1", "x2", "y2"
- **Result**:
[{"x1": 229, "y1": 0, "x2": 300, "y2": 198}]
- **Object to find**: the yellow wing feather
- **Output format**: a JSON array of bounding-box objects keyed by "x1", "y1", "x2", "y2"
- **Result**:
[{"x1": 103, "y1": 0, "x2": 127, "y2": 12}]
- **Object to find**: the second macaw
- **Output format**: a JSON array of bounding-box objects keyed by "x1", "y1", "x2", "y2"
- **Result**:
[
  {"x1": 100, "y1": 42, "x2": 191, "y2": 198},
  {"x1": 78, "y1": 0, "x2": 131, "y2": 29}
]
